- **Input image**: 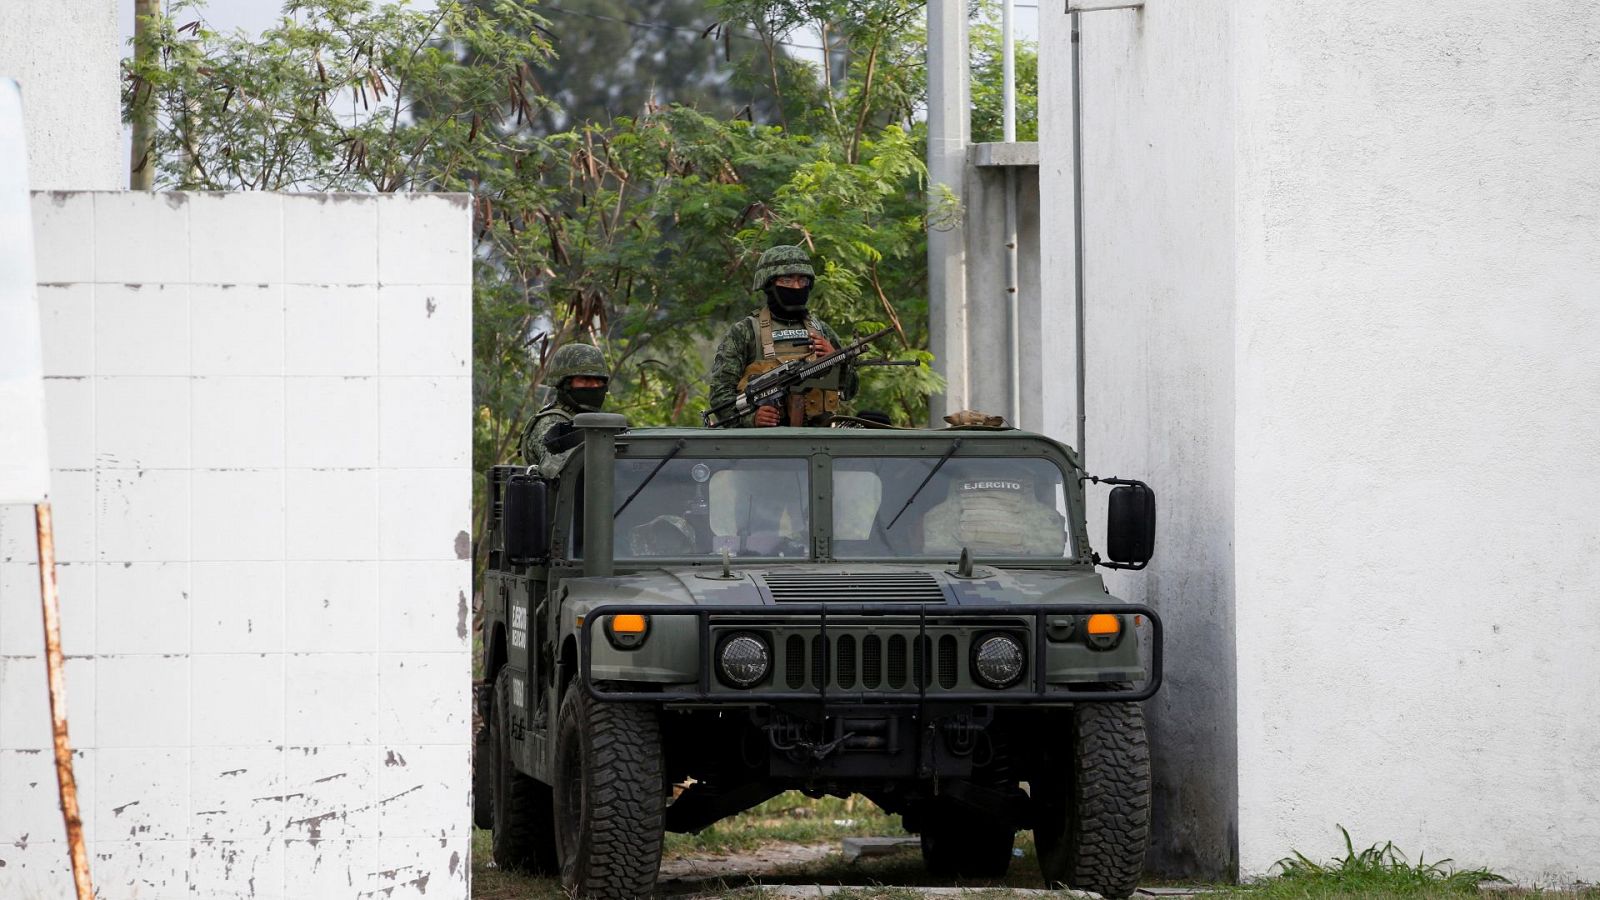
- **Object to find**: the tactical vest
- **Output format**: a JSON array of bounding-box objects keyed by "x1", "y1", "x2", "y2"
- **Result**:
[{"x1": 738, "y1": 307, "x2": 840, "y2": 424}]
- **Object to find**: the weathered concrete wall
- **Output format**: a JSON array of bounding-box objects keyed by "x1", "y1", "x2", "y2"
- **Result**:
[
  {"x1": 1230, "y1": 0, "x2": 1600, "y2": 884},
  {"x1": 1039, "y1": 0, "x2": 1240, "y2": 879},
  {"x1": 1041, "y1": 0, "x2": 1600, "y2": 885},
  {"x1": 0, "y1": 191, "x2": 474, "y2": 899},
  {"x1": 962, "y1": 147, "x2": 1044, "y2": 430},
  {"x1": 0, "y1": 0, "x2": 122, "y2": 190}
]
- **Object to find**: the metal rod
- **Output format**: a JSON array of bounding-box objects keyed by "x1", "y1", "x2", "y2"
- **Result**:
[
  {"x1": 1002, "y1": 0, "x2": 1017, "y2": 143},
  {"x1": 1072, "y1": 10, "x2": 1088, "y2": 459},
  {"x1": 1005, "y1": 168, "x2": 1022, "y2": 426},
  {"x1": 1001, "y1": 0, "x2": 1022, "y2": 426},
  {"x1": 35, "y1": 503, "x2": 94, "y2": 900},
  {"x1": 1067, "y1": 0, "x2": 1144, "y2": 11}
]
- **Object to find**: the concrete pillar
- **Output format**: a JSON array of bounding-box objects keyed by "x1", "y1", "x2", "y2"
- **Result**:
[{"x1": 925, "y1": 0, "x2": 970, "y2": 420}]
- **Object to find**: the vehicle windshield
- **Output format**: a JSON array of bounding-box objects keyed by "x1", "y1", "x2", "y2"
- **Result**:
[
  {"x1": 613, "y1": 457, "x2": 810, "y2": 559},
  {"x1": 833, "y1": 457, "x2": 1073, "y2": 559}
]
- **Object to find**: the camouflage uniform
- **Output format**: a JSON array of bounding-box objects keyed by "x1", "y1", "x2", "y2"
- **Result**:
[
  {"x1": 519, "y1": 343, "x2": 610, "y2": 477},
  {"x1": 708, "y1": 245, "x2": 858, "y2": 427},
  {"x1": 920, "y1": 473, "x2": 1068, "y2": 557},
  {"x1": 627, "y1": 515, "x2": 698, "y2": 557}
]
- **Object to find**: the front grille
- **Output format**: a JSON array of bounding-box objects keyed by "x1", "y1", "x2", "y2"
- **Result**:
[
  {"x1": 763, "y1": 572, "x2": 947, "y2": 604},
  {"x1": 887, "y1": 635, "x2": 907, "y2": 688},
  {"x1": 837, "y1": 635, "x2": 857, "y2": 689},
  {"x1": 938, "y1": 635, "x2": 958, "y2": 689},
  {"x1": 785, "y1": 635, "x2": 805, "y2": 689},
  {"x1": 862, "y1": 635, "x2": 882, "y2": 688},
  {"x1": 771, "y1": 627, "x2": 1007, "y2": 694}
]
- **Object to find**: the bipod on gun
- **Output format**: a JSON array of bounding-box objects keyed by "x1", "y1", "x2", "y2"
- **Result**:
[{"x1": 703, "y1": 326, "x2": 896, "y2": 428}]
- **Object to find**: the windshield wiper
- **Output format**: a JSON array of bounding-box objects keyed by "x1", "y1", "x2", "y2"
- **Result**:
[
  {"x1": 885, "y1": 439, "x2": 962, "y2": 530},
  {"x1": 614, "y1": 439, "x2": 686, "y2": 519}
]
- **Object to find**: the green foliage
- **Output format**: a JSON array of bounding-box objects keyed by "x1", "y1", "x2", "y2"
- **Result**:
[
  {"x1": 126, "y1": 0, "x2": 944, "y2": 579},
  {"x1": 1243, "y1": 827, "x2": 1504, "y2": 897},
  {"x1": 125, "y1": 0, "x2": 556, "y2": 191},
  {"x1": 970, "y1": 0, "x2": 1038, "y2": 143}
]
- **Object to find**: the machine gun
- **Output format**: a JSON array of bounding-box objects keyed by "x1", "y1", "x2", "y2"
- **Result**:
[{"x1": 703, "y1": 326, "x2": 897, "y2": 428}]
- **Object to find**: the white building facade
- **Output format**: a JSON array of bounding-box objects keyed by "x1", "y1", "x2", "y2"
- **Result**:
[
  {"x1": 4, "y1": 8, "x2": 478, "y2": 896},
  {"x1": 0, "y1": 191, "x2": 475, "y2": 899},
  {"x1": 1040, "y1": 0, "x2": 1600, "y2": 884},
  {"x1": 0, "y1": 0, "x2": 123, "y2": 190}
]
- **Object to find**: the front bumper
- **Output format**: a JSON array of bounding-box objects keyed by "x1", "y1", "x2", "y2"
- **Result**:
[{"x1": 579, "y1": 602, "x2": 1163, "y2": 704}]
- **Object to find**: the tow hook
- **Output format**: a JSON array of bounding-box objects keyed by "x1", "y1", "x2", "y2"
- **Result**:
[{"x1": 941, "y1": 715, "x2": 982, "y2": 756}]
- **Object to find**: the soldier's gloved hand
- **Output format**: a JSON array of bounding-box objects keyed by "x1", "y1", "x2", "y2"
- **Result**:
[
  {"x1": 754, "y1": 405, "x2": 782, "y2": 427},
  {"x1": 809, "y1": 333, "x2": 835, "y2": 356}
]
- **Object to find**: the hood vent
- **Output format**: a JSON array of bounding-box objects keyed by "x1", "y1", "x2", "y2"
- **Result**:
[{"x1": 762, "y1": 571, "x2": 947, "y2": 604}]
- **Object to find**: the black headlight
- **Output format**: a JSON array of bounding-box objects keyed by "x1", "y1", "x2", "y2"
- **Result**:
[
  {"x1": 716, "y1": 633, "x2": 771, "y2": 688},
  {"x1": 971, "y1": 633, "x2": 1027, "y2": 689}
]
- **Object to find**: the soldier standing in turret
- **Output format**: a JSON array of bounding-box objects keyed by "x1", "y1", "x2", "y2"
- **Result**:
[
  {"x1": 519, "y1": 342, "x2": 610, "y2": 476},
  {"x1": 708, "y1": 244, "x2": 859, "y2": 427}
]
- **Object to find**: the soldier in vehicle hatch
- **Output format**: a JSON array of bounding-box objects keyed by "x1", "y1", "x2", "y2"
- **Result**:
[
  {"x1": 708, "y1": 244, "x2": 859, "y2": 427},
  {"x1": 518, "y1": 342, "x2": 610, "y2": 477},
  {"x1": 920, "y1": 462, "x2": 1069, "y2": 557}
]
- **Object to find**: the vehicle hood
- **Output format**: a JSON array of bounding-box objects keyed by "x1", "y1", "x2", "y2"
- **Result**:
[{"x1": 561, "y1": 563, "x2": 1111, "y2": 613}]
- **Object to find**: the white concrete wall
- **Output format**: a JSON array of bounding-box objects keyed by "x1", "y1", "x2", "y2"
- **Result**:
[
  {"x1": 0, "y1": 191, "x2": 474, "y2": 899},
  {"x1": 1041, "y1": 0, "x2": 1600, "y2": 885},
  {"x1": 1039, "y1": 0, "x2": 1239, "y2": 878},
  {"x1": 1231, "y1": 0, "x2": 1600, "y2": 884},
  {"x1": 0, "y1": 0, "x2": 122, "y2": 190}
]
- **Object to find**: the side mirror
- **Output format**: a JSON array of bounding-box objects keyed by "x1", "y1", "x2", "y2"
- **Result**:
[
  {"x1": 1106, "y1": 482, "x2": 1156, "y2": 568},
  {"x1": 503, "y1": 475, "x2": 550, "y2": 564}
]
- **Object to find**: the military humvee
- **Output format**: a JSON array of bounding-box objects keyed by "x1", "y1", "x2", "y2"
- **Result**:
[{"x1": 475, "y1": 413, "x2": 1162, "y2": 899}]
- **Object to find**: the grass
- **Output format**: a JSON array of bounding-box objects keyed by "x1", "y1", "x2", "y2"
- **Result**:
[
  {"x1": 472, "y1": 809, "x2": 1600, "y2": 900},
  {"x1": 663, "y1": 793, "x2": 902, "y2": 855},
  {"x1": 1217, "y1": 827, "x2": 1599, "y2": 900},
  {"x1": 471, "y1": 791, "x2": 1056, "y2": 899},
  {"x1": 1248, "y1": 826, "x2": 1502, "y2": 897}
]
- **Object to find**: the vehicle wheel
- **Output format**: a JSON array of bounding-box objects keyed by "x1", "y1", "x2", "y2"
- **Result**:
[
  {"x1": 552, "y1": 684, "x2": 664, "y2": 898},
  {"x1": 472, "y1": 687, "x2": 493, "y2": 830},
  {"x1": 490, "y1": 669, "x2": 558, "y2": 873},
  {"x1": 919, "y1": 804, "x2": 1015, "y2": 879},
  {"x1": 1034, "y1": 700, "x2": 1151, "y2": 899}
]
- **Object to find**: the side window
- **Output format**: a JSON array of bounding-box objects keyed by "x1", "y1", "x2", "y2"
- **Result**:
[{"x1": 569, "y1": 474, "x2": 584, "y2": 559}]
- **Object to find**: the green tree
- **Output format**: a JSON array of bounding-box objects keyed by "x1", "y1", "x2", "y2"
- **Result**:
[
  {"x1": 126, "y1": 0, "x2": 944, "y2": 580},
  {"x1": 969, "y1": 2, "x2": 1039, "y2": 143},
  {"x1": 489, "y1": 0, "x2": 786, "y2": 133}
]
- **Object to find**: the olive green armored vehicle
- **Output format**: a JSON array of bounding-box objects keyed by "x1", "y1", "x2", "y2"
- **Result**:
[{"x1": 475, "y1": 414, "x2": 1162, "y2": 899}]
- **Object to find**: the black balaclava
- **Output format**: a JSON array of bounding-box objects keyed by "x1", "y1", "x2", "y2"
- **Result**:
[
  {"x1": 763, "y1": 280, "x2": 812, "y2": 319},
  {"x1": 558, "y1": 379, "x2": 608, "y2": 412}
]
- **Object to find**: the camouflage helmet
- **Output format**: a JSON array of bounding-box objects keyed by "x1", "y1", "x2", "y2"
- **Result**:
[
  {"x1": 751, "y1": 244, "x2": 815, "y2": 292},
  {"x1": 543, "y1": 342, "x2": 609, "y2": 386}
]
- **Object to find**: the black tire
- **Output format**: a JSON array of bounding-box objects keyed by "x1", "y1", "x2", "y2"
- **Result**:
[
  {"x1": 919, "y1": 804, "x2": 1015, "y2": 879},
  {"x1": 1034, "y1": 701, "x2": 1151, "y2": 899},
  {"x1": 472, "y1": 707, "x2": 493, "y2": 830},
  {"x1": 552, "y1": 685, "x2": 665, "y2": 899},
  {"x1": 490, "y1": 669, "x2": 558, "y2": 873}
]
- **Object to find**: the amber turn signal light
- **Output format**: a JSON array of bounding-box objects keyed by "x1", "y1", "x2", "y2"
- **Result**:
[
  {"x1": 604, "y1": 613, "x2": 651, "y2": 650},
  {"x1": 610, "y1": 614, "x2": 648, "y2": 634},
  {"x1": 1085, "y1": 614, "x2": 1121, "y2": 636}
]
